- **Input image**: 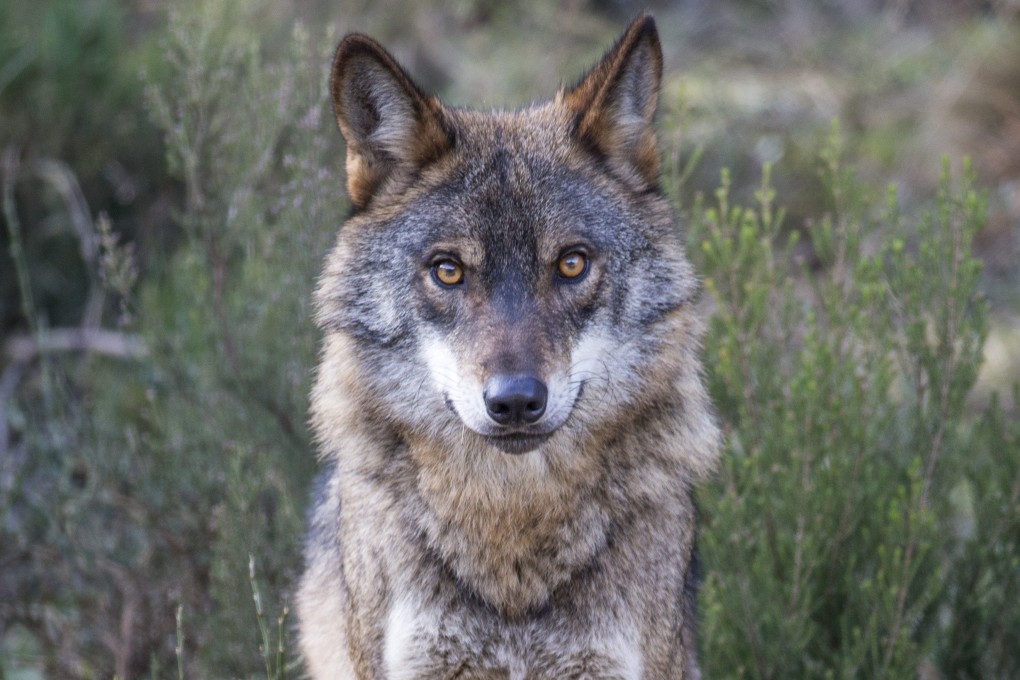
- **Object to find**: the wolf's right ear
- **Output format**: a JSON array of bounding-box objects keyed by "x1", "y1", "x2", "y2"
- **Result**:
[{"x1": 330, "y1": 35, "x2": 453, "y2": 208}]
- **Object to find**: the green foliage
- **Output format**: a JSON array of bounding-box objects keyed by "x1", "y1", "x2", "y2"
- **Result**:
[
  {"x1": 0, "y1": 0, "x2": 168, "y2": 330},
  {"x1": 2, "y1": 2, "x2": 341, "y2": 676},
  {"x1": 127, "y1": 3, "x2": 340, "y2": 674},
  {"x1": 0, "y1": 0, "x2": 129, "y2": 157},
  {"x1": 689, "y1": 125, "x2": 1019, "y2": 678},
  {"x1": 2, "y1": 3, "x2": 1018, "y2": 678}
]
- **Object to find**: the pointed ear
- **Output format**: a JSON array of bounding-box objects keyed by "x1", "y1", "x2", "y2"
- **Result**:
[
  {"x1": 330, "y1": 34, "x2": 453, "y2": 208},
  {"x1": 559, "y1": 13, "x2": 663, "y2": 187}
]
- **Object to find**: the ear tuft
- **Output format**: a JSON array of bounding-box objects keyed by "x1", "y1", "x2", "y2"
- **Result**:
[
  {"x1": 559, "y1": 13, "x2": 663, "y2": 187},
  {"x1": 330, "y1": 34, "x2": 452, "y2": 208}
]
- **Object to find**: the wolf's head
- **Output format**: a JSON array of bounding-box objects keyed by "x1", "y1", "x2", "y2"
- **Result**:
[{"x1": 314, "y1": 15, "x2": 708, "y2": 464}]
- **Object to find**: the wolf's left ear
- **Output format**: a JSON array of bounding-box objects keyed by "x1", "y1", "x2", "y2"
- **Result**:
[
  {"x1": 330, "y1": 34, "x2": 453, "y2": 208},
  {"x1": 559, "y1": 13, "x2": 663, "y2": 187}
]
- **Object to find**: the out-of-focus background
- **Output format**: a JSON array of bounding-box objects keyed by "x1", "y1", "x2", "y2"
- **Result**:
[{"x1": 1, "y1": 0, "x2": 1018, "y2": 678}]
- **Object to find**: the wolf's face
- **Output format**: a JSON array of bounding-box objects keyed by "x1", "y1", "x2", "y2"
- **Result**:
[{"x1": 315, "y1": 21, "x2": 698, "y2": 456}]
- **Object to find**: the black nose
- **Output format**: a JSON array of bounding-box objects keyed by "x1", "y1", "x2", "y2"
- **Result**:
[{"x1": 484, "y1": 375, "x2": 548, "y2": 426}]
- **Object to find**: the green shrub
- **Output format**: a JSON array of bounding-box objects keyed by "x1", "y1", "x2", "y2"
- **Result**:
[
  {"x1": 687, "y1": 125, "x2": 1019, "y2": 678},
  {"x1": 130, "y1": 3, "x2": 342, "y2": 674},
  {"x1": 0, "y1": 0, "x2": 168, "y2": 331},
  {"x1": 2, "y1": 2, "x2": 341, "y2": 676}
]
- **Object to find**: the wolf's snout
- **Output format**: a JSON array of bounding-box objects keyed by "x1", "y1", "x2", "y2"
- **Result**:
[{"x1": 483, "y1": 375, "x2": 548, "y2": 426}]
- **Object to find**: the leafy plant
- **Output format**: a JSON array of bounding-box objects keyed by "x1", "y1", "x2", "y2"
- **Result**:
[
  {"x1": 2, "y1": 1, "x2": 342, "y2": 676},
  {"x1": 688, "y1": 125, "x2": 1019, "y2": 678}
]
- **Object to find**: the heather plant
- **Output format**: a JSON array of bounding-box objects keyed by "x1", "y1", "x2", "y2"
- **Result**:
[
  {"x1": 684, "y1": 125, "x2": 1019, "y2": 678},
  {"x1": 0, "y1": 0, "x2": 169, "y2": 331},
  {"x1": 2, "y1": 1, "x2": 341, "y2": 676},
  {"x1": 133, "y1": 3, "x2": 341, "y2": 674}
]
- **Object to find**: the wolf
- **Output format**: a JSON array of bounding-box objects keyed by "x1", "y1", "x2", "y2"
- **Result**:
[{"x1": 297, "y1": 13, "x2": 721, "y2": 679}]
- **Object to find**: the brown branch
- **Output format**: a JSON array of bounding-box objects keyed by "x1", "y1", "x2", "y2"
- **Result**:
[{"x1": 4, "y1": 328, "x2": 147, "y2": 363}]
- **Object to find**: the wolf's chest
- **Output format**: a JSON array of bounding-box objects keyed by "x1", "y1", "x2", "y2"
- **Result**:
[{"x1": 382, "y1": 596, "x2": 643, "y2": 680}]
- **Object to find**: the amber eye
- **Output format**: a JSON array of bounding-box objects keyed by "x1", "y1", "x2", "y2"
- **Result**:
[
  {"x1": 557, "y1": 251, "x2": 588, "y2": 280},
  {"x1": 432, "y1": 259, "x2": 464, "y2": 287}
]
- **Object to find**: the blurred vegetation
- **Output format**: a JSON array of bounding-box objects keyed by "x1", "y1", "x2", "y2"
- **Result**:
[
  {"x1": 685, "y1": 142, "x2": 1019, "y2": 678},
  {"x1": 1, "y1": 0, "x2": 1018, "y2": 678}
]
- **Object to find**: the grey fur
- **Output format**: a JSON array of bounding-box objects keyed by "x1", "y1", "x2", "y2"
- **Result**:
[{"x1": 298, "y1": 14, "x2": 720, "y2": 679}]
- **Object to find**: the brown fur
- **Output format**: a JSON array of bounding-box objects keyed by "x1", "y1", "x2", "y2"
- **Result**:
[
  {"x1": 560, "y1": 14, "x2": 663, "y2": 188},
  {"x1": 298, "y1": 14, "x2": 720, "y2": 679},
  {"x1": 330, "y1": 34, "x2": 454, "y2": 208}
]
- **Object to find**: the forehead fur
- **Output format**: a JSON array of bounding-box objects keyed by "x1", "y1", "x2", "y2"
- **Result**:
[
  {"x1": 445, "y1": 104, "x2": 575, "y2": 157},
  {"x1": 343, "y1": 101, "x2": 658, "y2": 235}
]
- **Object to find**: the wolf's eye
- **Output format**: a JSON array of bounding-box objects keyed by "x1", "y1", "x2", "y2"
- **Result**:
[
  {"x1": 432, "y1": 259, "x2": 464, "y2": 287},
  {"x1": 557, "y1": 251, "x2": 588, "y2": 281}
]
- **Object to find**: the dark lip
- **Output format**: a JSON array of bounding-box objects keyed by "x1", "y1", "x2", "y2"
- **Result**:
[{"x1": 484, "y1": 431, "x2": 554, "y2": 455}]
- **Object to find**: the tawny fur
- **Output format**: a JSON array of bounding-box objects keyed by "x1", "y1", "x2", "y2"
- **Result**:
[{"x1": 298, "y1": 13, "x2": 720, "y2": 679}]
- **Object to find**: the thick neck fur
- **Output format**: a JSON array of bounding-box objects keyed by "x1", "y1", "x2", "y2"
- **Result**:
[
  {"x1": 311, "y1": 317, "x2": 716, "y2": 618},
  {"x1": 406, "y1": 428, "x2": 615, "y2": 617},
  {"x1": 399, "y1": 394, "x2": 695, "y2": 617}
]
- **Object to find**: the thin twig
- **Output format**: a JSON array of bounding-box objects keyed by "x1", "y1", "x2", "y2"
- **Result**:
[
  {"x1": 3, "y1": 147, "x2": 58, "y2": 415},
  {"x1": 24, "y1": 157, "x2": 104, "y2": 329},
  {"x1": 1, "y1": 148, "x2": 36, "y2": 329},
  {"x1": 175, "y1": 605, "x2": 185, "y2": 680}
]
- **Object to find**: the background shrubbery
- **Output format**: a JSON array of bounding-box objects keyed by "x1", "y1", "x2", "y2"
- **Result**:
[
  {"x1": 686, "y1": 145, "x2": 1019, "y2": 678},
  {"x1": 1, "y1": 1, "x2": 1018, "y2": 678}
]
